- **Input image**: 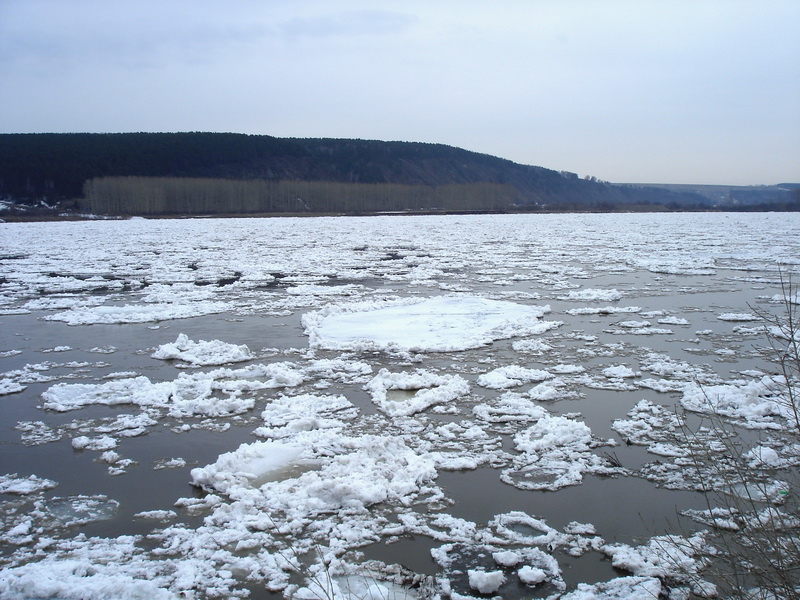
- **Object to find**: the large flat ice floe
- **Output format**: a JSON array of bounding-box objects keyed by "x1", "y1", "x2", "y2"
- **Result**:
[{"x1": 303, "y1": 295, "x2": 554, "y2": 352}]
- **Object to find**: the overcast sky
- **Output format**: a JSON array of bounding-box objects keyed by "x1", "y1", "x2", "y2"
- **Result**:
[{"x1": 1, "y1": 0, "x2": 798, "y2": 185}]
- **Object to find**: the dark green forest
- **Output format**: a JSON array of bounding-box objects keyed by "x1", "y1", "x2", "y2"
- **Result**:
[{"x1": 1, "y1": 132, "x2": 795, "y2": 216}]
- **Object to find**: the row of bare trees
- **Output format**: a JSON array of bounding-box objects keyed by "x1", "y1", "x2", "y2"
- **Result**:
[{"x1": 82, "y1": 177, "x2": 518, "y2": 215}]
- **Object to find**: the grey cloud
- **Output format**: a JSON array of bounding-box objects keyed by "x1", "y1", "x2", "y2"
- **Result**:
[
  {"x1": 279, "y1": 9, "x2": 417, "y2": 39},
  {"x1": 0, "y1": 2, "x2": 269, "y2": 71}
]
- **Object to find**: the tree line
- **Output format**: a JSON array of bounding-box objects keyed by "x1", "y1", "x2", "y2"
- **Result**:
[
  {"x1": 83, "y1": 177, "x2": 518, "y2": 215},
  {"x1": 1, "y1": 132, "x2": 732, "y2": 214}
]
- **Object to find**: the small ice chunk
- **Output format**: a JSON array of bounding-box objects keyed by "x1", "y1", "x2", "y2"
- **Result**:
[
  {"x1": 468, "y1": 569, "x2": 505, "y2": 594},
  {"x1": 492, "y1": 550, "x2": 523, "y2": 567},
  {"x1": 134, "y1": 509, "x2": 177, "y2": 521},
  {"x1": 717, "y1": 312, "x2": 758, "y2": 322},
  {"x1": 477, "y1": 365, "x2": 551, "y2": 389},
  {"x1": 41, "y1": 376, "x2": 172, "y2": 412},
  {"x1": 518, "y1": 565, "x2": 548, "y2": 586},
  {"x1": 745, "y1": 445, "x2": 781, "y2": 467},
  {"x1": 512, "y1": 339, "x2": 552, "y2": 353},
  {"x1": 71, "y1": 435, "x2": 118, "y2": 451},
  {"x1": 7, "y1": 519, "x2": 32, "y2": 538},
  {"x1": 0, "y1": 473, "x2": 58, "y2": 494},
  {"x1": 551, "y1": 364, "x2": 585, "y2": 374},
  {"x1": 658, "y1": 316, "x2": 690, "y2": 326},
  {"x1": 563, "y1": 289, "x2": 623, "y2": 302},
  {"x1": 527, "y1": 380, "x2": 569, "y2": 401},
  {"x1": 154, "y1": 458, "x2": 187, "y2": 470},
  {"x1": 618, "y1": 320, "x2": 650, "y2": 328},
  {"x1": 602, "y1": 365, "x2": 637, "y2": 379},
  {"x1": 43, "y1": 495, "x2": 119, "y2": 525},
  {"x1": 45, "y1": 301, "x2": 228, "y2": 325},
  {"x1": 152, "y1": 333, "x2": 254, "y2": 366},
  {"x1": 602, "y1": 531, "x2": 708, "y2": 580},
  {"x1": 365, "y1": 369, "x2": 469, "y2": 417},
  {"x1": 0, "y1": 379, "x2": 26, "y2": 395}
]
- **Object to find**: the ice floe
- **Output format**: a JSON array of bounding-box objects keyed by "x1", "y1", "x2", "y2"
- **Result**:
[
  {"x1": 45, "y1": 301, "x2": 228, "y2": 325},
  {"x1": 561, "y1": 288, "x2": 623, "y2": 302},
  {"x1": 501, "y1": 414, "x2": 619, "y2": 491},
  {"x1": 152, "y1": 333, "x2": 254, "y2": 366},
  {"x1": 476, "y1": 365, "x2": 552, "y2": 389},
  {"x1": 560, "y1": 576, "x2": 662, "y2": 600},
  {"x1": 191, "y1": 440, "x2": 307, "y2": 493},
  {"x1": 0, "y1": 474, "x2": 57, "y2": 495},
  {"x1": 304, "y1": 296, "x2": 554, "y2": 352},
  {"x1": 601, "y1": 532, "x2": 712, "y2": 592},
  {"x1": 680, "y1": 376, "x2": 795, "y2": 429},
  {"x1": 365, "y1": 369, "x2": 470, "y2": 417}
]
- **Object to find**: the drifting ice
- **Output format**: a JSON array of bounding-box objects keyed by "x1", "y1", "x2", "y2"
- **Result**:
[{"x1": 303, "y1": 296, "x2": 552, "y2": 352}]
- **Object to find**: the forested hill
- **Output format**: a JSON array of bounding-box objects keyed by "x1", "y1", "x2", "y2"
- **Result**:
[{"x1": 0, "y1": 132, "x2": 772, "y2": 216}]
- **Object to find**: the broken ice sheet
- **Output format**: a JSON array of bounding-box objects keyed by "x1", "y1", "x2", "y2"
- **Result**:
[
  {"x1": 432, "y1": 542, "x2": 565, "y2": 599},
  {"x1": 365, "y1": 368, "x2": 470, "y2": 417},
  {"x1": 501, "y1": 414, "x2": 620, "y2": 491},
  {"x1": 36, "y1": 495, "x2": 120, "y2": 527}
]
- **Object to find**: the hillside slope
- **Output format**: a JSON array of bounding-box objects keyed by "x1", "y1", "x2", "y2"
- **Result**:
[{"x1": 0, "y1": 132, "x2": 726, "y2": 215}]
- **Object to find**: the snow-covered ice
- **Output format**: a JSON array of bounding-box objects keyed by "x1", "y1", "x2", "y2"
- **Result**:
[
  {"x1": 0, "y1": 474, "x2": 57, "y2": 495},
  {"x1": 304, "y1": 295, "x2": 553, "y2": 352},
  {"x1": 152, "y1": 333, "x2": 254, "y2": 366},
  {"x1": 365, "y1": 368, "x2": 470, "y2": 416}
]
